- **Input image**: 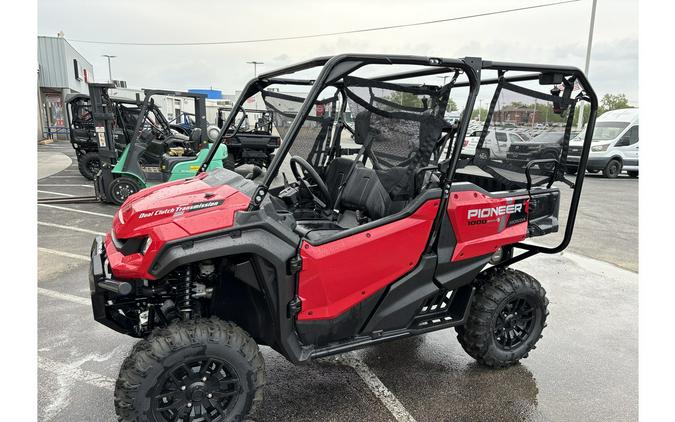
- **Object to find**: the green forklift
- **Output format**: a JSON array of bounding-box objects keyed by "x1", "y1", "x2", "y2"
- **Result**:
[{"x1": 89, "y1": 83, "x2": 229, "y2": 205}]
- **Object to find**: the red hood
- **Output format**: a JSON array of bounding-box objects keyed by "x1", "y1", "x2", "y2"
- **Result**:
[{"x1": 113, "y1": 173, "x2": 251, "y2": 239}]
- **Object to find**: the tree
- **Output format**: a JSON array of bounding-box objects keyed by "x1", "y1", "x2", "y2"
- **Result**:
[
  {"x1": 388, "y1": 91, "x2": 423, "y2": 108},
  {"x1": 446, "y1": 98, "x2": 458, "y2": 112},
  {"x1": 470, "y1": 107, "x2": 488, "y2": 121},
  {"x1": 600, "y1": 93, "x2": 631, "y2": 112}
]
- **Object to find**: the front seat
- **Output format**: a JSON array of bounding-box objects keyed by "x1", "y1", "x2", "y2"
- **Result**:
[{"x1": 337, "y1": 162, "x2": 391, "y2": 221}]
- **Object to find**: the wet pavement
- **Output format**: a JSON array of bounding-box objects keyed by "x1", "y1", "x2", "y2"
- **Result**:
[{"x1": 37, "y1": 141, "x2": 638, "y2": 421}]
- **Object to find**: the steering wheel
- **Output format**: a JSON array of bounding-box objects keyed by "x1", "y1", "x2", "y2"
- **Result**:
[{"x1": 290, "y1": 156, "x2": 331, "y2": 209}]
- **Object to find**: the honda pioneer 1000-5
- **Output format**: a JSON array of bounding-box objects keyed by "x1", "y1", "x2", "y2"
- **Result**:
[{"x1": 88, "y1": 55, "x2": 597, "y2": 421}]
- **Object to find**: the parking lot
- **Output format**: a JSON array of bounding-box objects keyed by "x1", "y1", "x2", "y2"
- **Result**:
[{"x1": 38, "y1": 141, "x2": 638, "y2": 421}]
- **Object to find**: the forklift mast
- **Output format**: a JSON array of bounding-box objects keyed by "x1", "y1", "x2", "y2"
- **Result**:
[{"x1": 88, "y1": 83, "x2": 118, "y2": 164}]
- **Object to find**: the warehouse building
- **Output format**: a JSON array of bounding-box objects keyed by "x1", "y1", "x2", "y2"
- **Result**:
[{"x1": 38, "y1": 34, "x2": 94, "y2": 141}]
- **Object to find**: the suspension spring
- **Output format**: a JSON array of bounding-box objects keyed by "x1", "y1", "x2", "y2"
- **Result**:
[{"x1": 176, "y1": 266, "x2": 194, "y2": 319}]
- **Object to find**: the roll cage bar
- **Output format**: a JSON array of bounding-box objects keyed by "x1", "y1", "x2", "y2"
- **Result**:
[{"x1": 198, "y1": 54, "x2": 598, "y2": 266}]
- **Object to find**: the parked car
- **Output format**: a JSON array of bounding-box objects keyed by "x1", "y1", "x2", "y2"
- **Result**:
[
  {"x1": 462, "y1": 129, "x2": 528, "y2": 159},
  {"x1": 507, "y1": 131, "x2": 565, "y2": 170},
  {"x1": 567, "y1": 108, "x2": 639, "y2": 178}
]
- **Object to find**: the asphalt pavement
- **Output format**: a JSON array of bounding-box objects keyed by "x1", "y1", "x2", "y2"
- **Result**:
[{"x1": 37, "y1": 141, "x2": 638, "y2": 421}]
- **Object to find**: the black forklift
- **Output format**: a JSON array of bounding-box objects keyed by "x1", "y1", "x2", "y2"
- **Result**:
[
  {"x1": 41, "y1": 83, "x2": 227, "y2": 205},
  {"x1": 65, "y1": 93, "x2": 142, "y2": 179},
  {"x1": 65, "y1": 90, "x2": 196, "y2": 180}
]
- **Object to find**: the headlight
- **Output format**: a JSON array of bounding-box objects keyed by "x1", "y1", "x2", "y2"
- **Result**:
[
  {"x1": 111, "y1": 233, "x2": 151, "y2": 255},
  {"x1": 591, "y1": 144, "x2": 609, "y2": 152},
  {"x1": 141, "y1": 237, "x2": 153, "y2": 255}
]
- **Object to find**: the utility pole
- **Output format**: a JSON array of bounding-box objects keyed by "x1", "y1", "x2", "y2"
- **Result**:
[
  {"x1": 102, "y1": 55, "x2": 116, "y2": 83},
  {"x1": 246, "y1": 61, "x2": 264, "y2": 77},
  {"x1": 577, "y1": 0, "x2": 598, "y2": 130}
]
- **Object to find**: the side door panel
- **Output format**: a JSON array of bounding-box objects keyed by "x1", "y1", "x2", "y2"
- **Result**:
[{"x1": 297, "y1": 199, "x2": 440, "y2": 321}]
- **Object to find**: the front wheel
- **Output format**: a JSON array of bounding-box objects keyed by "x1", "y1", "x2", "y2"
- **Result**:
[
  {"x1": 457, "y1": 268, "x2": 548, "y2": 368},
  {"x1": 603, "y1": 159, "x2": 622, "y2": 178},
  {"x1": 115, "y1": 318, "x2": 265, "y2": 422},
  {"x1": 108, "y1": 177, "x2": 141, "y2": 205}
]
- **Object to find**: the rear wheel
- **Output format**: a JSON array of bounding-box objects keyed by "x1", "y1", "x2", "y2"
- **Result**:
[
  {"x1": 457, "y1": 268, "x2": 548, "y2": 368},
  {"x1": 109, "y1": 177, "x2": 141, "y2": 205},
  {"x1": 115, "y1": 318, "x2": 265, "y2": 422},
  {"x1": 78, "y1": 152, "x2": 102, "y2": 180},
  {"x1": 603, "y1": 159, "x2": 622, "y2": 178}
]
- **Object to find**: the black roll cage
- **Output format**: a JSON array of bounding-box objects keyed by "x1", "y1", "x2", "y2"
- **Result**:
[{"x1": 198, "y1": 54, "x2": 598, "y2": 266}]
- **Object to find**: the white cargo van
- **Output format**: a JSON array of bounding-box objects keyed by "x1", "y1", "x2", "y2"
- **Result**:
[{"x1": 567, "y1": 108, "x2": 639, "y2": 178}]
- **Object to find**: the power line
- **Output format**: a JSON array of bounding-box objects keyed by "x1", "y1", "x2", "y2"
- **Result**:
[{"x1": 63, "y1": 1, "x2": 581, "y2": 47}]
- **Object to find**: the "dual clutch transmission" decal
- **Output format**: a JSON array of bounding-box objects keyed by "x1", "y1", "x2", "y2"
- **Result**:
[{"x1": 137, "y1": 200, "x2": 224, "y2": 219}]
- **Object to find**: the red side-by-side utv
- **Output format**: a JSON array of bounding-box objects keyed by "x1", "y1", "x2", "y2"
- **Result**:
[{"x1": 87, "y1": 55, "x2": 597, "y2": 421}]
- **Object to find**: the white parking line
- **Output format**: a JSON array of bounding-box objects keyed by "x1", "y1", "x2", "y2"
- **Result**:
[
  {"x1": 38, "y1": 287, "x2": 90, "y2": 306},
  {"x1": 38, "y1": 247, "x2": 90, "y2": 261},
  {"x1": 336, "y1": 354, "x2": 416, "y2": 422},
  {"x1": 38, "y1": 221, "x2": 105, "y2": 236},
  {"x1": 38, "y1": 356, "x2": 115, "y2": 391},
  {"x1": 38, "y1": 190, "x2": 75, "y2": 197},
  {"x1": 38, "y1": 204, "x2": 114, "y2": 218},
  {"x1": 45, "y1": 175, "x2": 86, "y2": 178}
]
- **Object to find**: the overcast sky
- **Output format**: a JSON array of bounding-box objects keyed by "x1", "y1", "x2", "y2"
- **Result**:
[{"x1": 38, "y1": 0, "x2": 638, "y2": 105}]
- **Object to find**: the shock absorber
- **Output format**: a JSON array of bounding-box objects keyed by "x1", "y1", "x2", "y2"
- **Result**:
[{"x1": 176, "y1": 266, "x2": 194, "y2": 319}]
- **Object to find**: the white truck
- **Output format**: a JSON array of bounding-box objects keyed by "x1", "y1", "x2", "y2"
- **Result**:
[{"x1": 567, "y1": 108, "x2": 639, "y2": 178}]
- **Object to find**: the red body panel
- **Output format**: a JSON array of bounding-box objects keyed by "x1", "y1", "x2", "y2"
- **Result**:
[
  {"x1": 447, "y1": 190, "x2": 529, "y2": 261},
  {"x1": 106, "y1": 174, "x2": 250, "y2": 280},
  {"x1": 297, "y1": 199, "x2": 440, "y2": 321}
]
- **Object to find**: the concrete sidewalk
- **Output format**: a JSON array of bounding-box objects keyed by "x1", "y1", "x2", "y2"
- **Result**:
[{"x1": 38, "y1": 151, "x2": 72, "y2": 179}]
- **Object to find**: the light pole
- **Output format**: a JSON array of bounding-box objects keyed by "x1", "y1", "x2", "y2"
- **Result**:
[
  {"x1": 102, "y1": 55, "x2": 116, "y2": 83},
  {"x1": 246, "y1": 61, "x2": 264, "y2": 77},
  {"x1": 577, "y1": 0, "x2": 598, "y2": 130}
]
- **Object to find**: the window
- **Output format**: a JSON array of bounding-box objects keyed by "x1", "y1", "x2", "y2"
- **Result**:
[
  {"x1": 73, "y1": 59, "x2": 82, "y2": 81},
  {"x1": 627, "y1": 125, "x2": 639, "y2": 145},
  {"x1": 615, "y1": 126, "x2": 639, "y2": 147},
  {"x1": 508, "y1": 133, "x2": 524, "y2": 143},
  {"x1": 495, "y1": 132, "x2": 508, "y2": 143}
]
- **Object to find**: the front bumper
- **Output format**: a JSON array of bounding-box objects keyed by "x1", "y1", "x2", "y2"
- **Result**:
[
  {"x1": 89, "y1": 236, "x2": 137, "y2": 335},
  {"x1": 565, "y1": 155, "x2": 611, "y2": 171}
]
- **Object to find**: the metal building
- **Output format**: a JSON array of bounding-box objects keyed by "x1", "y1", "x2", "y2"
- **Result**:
[{"x1": 38, "y1": 35, "x2": 94, "y2": 141}]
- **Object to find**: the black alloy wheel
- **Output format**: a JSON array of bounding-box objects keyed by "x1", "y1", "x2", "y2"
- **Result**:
[
  {"x1": 456, "y1": 268, "x2": 548, "y2": 368},
  {"x1": 151, "y1": 357, "x2": 241, "y2": 421},
  {"x1": 493, "y1": 296, "x2": 536, "y2": 350}
]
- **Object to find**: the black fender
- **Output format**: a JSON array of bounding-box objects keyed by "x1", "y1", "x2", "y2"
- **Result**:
[{"x1": 149, "y1": 212, "x2": 306, "y2": 362}]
